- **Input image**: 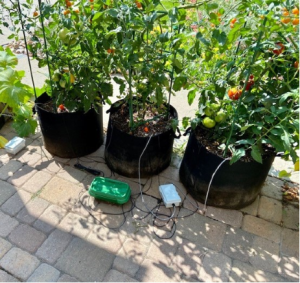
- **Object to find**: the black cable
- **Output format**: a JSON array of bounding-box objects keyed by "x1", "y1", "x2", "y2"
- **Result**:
[{"x1": 78, "y1": 189, "x2": 135, "y2": 230}]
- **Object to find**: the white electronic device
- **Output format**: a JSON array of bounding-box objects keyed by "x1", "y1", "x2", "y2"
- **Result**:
[
  {"x1": 159, "y1": 184, "x2": 181, "y2": 208},
  {"x1": 4, "y1": 137, "x2": 26, "y2": 155}
]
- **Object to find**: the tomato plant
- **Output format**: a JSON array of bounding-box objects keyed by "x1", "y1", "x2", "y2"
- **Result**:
[
  {"x1": 1, "y1": 0, "x2": 114, "y2": 112},
  {"x1": 181, "y1": 0, "x2": 299, "y2": 168}
]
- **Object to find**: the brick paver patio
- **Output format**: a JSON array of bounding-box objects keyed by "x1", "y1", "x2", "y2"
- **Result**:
[{"x1": 0, "y1": 120, "x2": 299, "y2": 282}]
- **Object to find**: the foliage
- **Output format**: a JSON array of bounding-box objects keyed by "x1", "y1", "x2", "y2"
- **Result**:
[
  {"x1": 181, "y1": 0, "x2": 299, "y2": 165},
  {"x1": 1, "y1": 0, "x2": 114, "y2": 112},
  {"x1": 0, "y1": 46, "x2": 37, "y2": 137},
  {"x1": 94, "y1": 0, "x2": 209, "y2": 129}
]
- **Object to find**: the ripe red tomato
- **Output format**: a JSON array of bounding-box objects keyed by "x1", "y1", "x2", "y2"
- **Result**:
[{"x1": 272, "y1": 42, "x2": 285, "y2": 55}]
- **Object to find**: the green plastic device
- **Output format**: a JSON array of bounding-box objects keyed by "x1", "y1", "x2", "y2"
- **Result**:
[{"x1": 88, "y1": 177, "x2": 131, "y2": 205}]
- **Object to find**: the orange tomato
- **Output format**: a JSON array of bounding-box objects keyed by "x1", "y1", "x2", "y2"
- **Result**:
[
  {"x1": 135, "y1": 1, "x2": 142, "y2": 9},
  {"x1": 66, "y1": 1, "x2": 72, "y2": 7},
  {"x1": 281, "y1": 17, "x2": 291, "y2": 24},
  {"x1": 292, "y1": 7, "x2": 299, "y2": 15},
  {"x1": 283, "y1": 11, "x2": 289, "y2": 16},
  {"x1": 294, "y1": 61, "x2": 299, "y2": 69},
  {"x1": 231, "y1": 18, "x2": 237, "y2": 24},
  {"x1": 292, "y1": 18, "x2": 299, "y2": 25},
  {"x1": 63, "y1": 9, "x2": 70, "y2": 15},
  {"x1": 228, "y1": 88, "x2": 242, "y2": 100},
  {"x1": 107, "y1": 49, "x2": 115, "y2": 54},
  {"x1": 89, "y1": 0, "x2": 94, "y2": 2},
  {"x1": 144, "y1": 127, "x2": 149, "y2": 133},
  {"x1": 59, "y1": 104, "x2": 65, "y2": 110},
  {"x1": 230, "y1": 23, "x2": 234, "y2": 28},
  {"x1": 33, "y1": 11, "x2": 39, "y2": 17}
]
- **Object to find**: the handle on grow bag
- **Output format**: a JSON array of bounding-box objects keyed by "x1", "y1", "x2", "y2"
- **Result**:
[
  {"x1": 173, "y1": 127, "x2": 181, "y2": 139},
  {"x1": 106, "y1": 100, "x2": 125, "y2": 114},
  {"x1": 183, "y1": 127, "x2": 192, "y2": 136}
]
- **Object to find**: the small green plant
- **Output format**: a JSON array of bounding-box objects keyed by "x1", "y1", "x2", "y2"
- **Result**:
[{"x1": 0, "y1": 46, "x2": 37, "y2": 137}]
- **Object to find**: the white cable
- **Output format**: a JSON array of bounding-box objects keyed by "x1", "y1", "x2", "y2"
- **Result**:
[
  {"x1": 202, "y1": 157, "x2": 231, "y2": 215},
  {"x1": 138, "y1": 134, "x2": 153, "y2": 202},
  {"x1": 138, "y1": 134, "x2": 176, "y2": 221}
]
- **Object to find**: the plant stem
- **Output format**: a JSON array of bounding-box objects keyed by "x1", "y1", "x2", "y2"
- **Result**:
[
  {"x1": 128, "y1": 65, "x2": 134, "y2": 128},
  {"x1": 0, "y1": 104, "x2": 8, "y2": 117},
  {"x1": 177, "y1": 0, "x2": 213, "y2": 10}
]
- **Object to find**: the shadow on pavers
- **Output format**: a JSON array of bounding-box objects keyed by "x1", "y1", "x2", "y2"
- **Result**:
[{"x1": 0, "y1": 122, "x2": 299, "y2": 282}]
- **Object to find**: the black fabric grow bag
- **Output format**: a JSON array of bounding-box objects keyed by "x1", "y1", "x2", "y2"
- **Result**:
[
  {"x1": 179, "y1": 130, "x2": 275, "y2": 209},
  {"x1": 35, "y1": 93, "x2": 103, "y2": 158},
  {"x1": 105, "y1": 100, "x2": 179, "y2": 178},
  {"x1": 0, "y1": 115, "x2": 5, "y2": 130}
]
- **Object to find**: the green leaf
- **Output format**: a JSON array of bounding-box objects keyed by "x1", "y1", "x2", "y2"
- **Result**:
[
  {"x1": 15, "y1": 104, "x2": 33, "y2": 119},
  {"x1": 12, "y1": 118, "x2": 37, "y2": 137},
  {"x1": 191, "y1": 117, "x2": 200, "y2": 130},
  {"x1": 170, "y1": 118, "x2": 178, "y2": 132},
  {"x1": 0, "y1": 50, "x2": 18, "y2": 68},
  {"x1": 293, "y1": 119, "x2": 300, "y2": 133},
  {"x1": 196, "y1": 32, "x2": 210, "y2": 46},
  {"x1": 107, "y1": 9, "x2": 119, "y2": 18},
  {"x1": 182, "y1": 117, "x2": 190, "y2": 129},
  {"x1": 278, "y1": 170, "x2": 291, "y2": 178},
  {"x1": 230, "y1": 148, "x2": 245, "y2": 164},
  {"x1": 281, "y1": 129, "x2": 291, "y2": 152},
  {"x1": 212, "y1": 29, "x2": 227, "y2": 46},
  {"x1": 240, "y1": 124, "x2": 254, "y2": 131},
  {"x1": 206, "y1": 3, "x2": 218, "y2": 11},
  {"x1": 235, "y1": 139, "x2": 254, "y2": 145},
  {"x1": 173, "y1": 75, "x2": 187, "y2": 91},
  {"x1": 187, "y1": 89, "x2": 196, "y2": 105},
  {"x1": 0, "y1": 68, "x2": 31, "y2": 108},
  {"x1": 279, "y1": 92, "x2": 294, "y2": 106},
  {"x1": 251, "y1": 145, "x2": 262, "y2": 164}
]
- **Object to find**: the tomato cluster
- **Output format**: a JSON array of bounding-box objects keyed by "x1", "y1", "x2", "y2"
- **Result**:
[{"x1": 281, "y1": 7, "x2": 299, "y2": 25}]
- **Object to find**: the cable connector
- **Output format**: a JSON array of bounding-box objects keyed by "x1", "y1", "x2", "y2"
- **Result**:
[{"x1": 74, "y1": 163, "x2": 103, "y2": 176}]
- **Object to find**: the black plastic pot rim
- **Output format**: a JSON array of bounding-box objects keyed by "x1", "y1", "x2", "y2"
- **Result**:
[{"x1": 34, "y1": 92, "x2": 98, "y2": 115}]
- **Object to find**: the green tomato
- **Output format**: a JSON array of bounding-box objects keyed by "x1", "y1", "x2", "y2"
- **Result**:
[
  {"x1": 202, "y1": 117, "x2": 216, "y2": 128},
  {"x1": 211, "y1": 103, "x2": 220, "y2": 111},
  {"x1": 59, "y1": 79, "x2": 66, "y2": 88},
  {"x1": 52, "y1": 70, "x2": 61, "y2": 82},
  {"x1": 204, "y1": 107, "x2": 214, "y2": 117},
  {"x1": 58, "y1": 28, "x2": 69, "y2": 42},
  {"x1": 215, "y1": 110, "x2": 227, "y2": 123}
]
